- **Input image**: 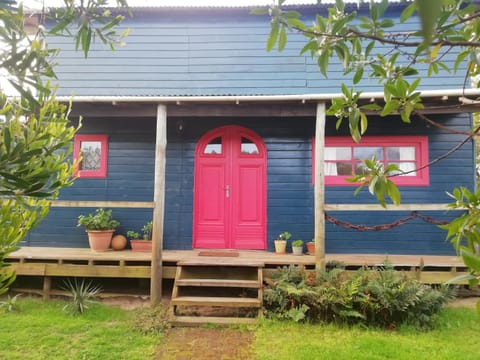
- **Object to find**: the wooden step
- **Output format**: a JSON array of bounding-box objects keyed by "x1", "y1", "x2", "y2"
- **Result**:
[
  {"x1": 171, "y1": 296, "x2": 261, "y2": 308},
  {"x1": 170, "y1": 315, "x2": 257, "y2": 326},
  {"x1": 175, "y1": 278, "x2": 260, "y2": 288},
  {"x1": 177, "y1": 259, "x2": 264, "y2": 267}
]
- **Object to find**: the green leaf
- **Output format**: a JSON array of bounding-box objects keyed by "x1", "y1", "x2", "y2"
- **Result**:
[
  {"x1": 461, "y1": 250, "x2": 480, "y2": 272},
  {"x1": 318, "y1": 51, "x2": 330, "y2": 78},
  {"x1": 445, "y1": 273, "x2": 476, "y2": 284},
  {"x1": 278, "y1": 26, "x2": 287, "y2": 51},
  {"x1": 415, "y1": 0, "x2": 443, "y2": 46},
  {"x1": 360, "y1": 112, "x2": 368, "y2": 135},
  {"x1": 3, "y1": 127, "x2": 11, "y2": 153},
  {"x1": 381, "y1": 100, "x2": 401, "y2": 116},
  {"x1": 386, "y1": 180, "x2": 401, "y2": 205},
  {"x1": 400, "y1": 2, "x2": 416, "y2": 23},
  {"x1": 266, "y1": 22, "x2": 279, "y2": 52},
  {"x1": 353, "y1": 67, "x2": 364, "y2": 84}
]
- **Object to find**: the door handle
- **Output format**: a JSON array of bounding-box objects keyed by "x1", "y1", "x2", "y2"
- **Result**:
[{"x1": 225, "y1": 185, "x2": 230, "y2": 198}]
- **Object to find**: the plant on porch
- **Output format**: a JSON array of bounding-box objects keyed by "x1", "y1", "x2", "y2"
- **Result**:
[
  {"x1": 274, "y1": 231, "x2": 291, "y2": 254},
  {"x1": 291, "y1": 240, "x2": 304, "y2": 255},
  {"x1": 77, "y1": 209, "x2": 120, "y2": 251},
  {"x1": 127, "y1": 221, "x2": 153, "y2": 252}
]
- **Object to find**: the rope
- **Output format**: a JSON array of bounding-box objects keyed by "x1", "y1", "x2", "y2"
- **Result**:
[{"x1": 325, "y1": 211, "x2": 449, "y2": 232}]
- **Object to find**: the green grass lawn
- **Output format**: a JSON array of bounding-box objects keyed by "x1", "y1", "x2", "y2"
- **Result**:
[
  {"x1": 0, "y1": 297, "x2": 478, "y2": 360},
  {"x1": 254, "y1": 308, "x2": 480, "y2": 360},
  {"x1": 0, "y1": 297, "x2": 159, "y2": 360}
]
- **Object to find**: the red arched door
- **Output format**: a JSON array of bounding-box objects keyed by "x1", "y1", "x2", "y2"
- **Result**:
[{"x1": 193, "y1": 126, "x2": 267, "y2": 249}]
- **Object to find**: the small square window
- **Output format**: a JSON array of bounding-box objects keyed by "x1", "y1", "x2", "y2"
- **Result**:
[{"x1": 73, "y1": 135, "x2": 108, "y2": 178}]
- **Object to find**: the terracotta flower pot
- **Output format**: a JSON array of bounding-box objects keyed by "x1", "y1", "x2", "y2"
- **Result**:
[
  {"x1": 306, "y1": 242, "x2": 315, "y2": 255},
  {"x1": 87, "y1": 230, "x2": 114, "y2": 251},
  {"x1": 130, "y1": 240, "x2": 152, "y2": 252}
]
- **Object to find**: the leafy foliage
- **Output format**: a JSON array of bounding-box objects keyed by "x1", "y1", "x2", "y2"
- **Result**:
[
  {"x1": 62, "y1": 278, "x2": 102, "y2": 315},
  {"x1": 264, "y1": 265, "x2": 455, "y2": 329},
  {"x1": 0, "y1": 0, "x2": 128, "y2": 296},
  {"x1": 49, "y1": 0, "x2": 130, "y2": 58},
  {"x1": 77, "y1": 208, "x2": 120, "y2": 231},
  {"x1": 442, "y1": 187, "x2": 480, "y2": 288},
  {"x1": 255, "y1": 0, "x2": 480, "y2": 279},
  {"x1": 255, "y1": 0, "x2": 479, "y2": 207},
  {"x1": 127, "y1": 221, "x2": 152, "y2": 240}
]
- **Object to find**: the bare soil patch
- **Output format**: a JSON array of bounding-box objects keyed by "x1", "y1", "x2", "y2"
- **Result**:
[{"x1": 154, "y1": 327, "x2": 254, "y2": 360}]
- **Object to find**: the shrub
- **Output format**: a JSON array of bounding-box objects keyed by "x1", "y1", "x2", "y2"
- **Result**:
[{"x1": 263, "y1": 264, "x2": 455, "y2": 329}]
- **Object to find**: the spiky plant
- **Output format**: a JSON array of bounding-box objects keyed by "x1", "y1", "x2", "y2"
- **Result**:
[
  {"x1": 62, "y1": 278, "x2": 102, "y2": 315},
  {"x1": 0, "y1": 293, "x2": 21, "y2": 312}
]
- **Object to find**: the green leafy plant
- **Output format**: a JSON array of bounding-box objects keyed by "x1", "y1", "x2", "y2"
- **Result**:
[
  {"x1": 62, "y1": 278, "x2": 102, "y2": 315},
  {"x1": 264, "y1": 264, "x2": 455, "y2": 329},
  {"x1": 127, "y1": 221, "x2": 153, "y2": 240},
  {"x1": 0, "y1": 293, "x2": 21, "y2": 312},
  {"x1": 278, "y1": 231, "x2": 292, "y2": 240},
  {"x1": 441, "y1": 186, "x2": 480, "y2": 291},
  {"x1": 77, "y1": 208, "x2": 120, "y2": 231},
  {"x1": 292, "y1": 240, "x2": 303, "y2": 247}
]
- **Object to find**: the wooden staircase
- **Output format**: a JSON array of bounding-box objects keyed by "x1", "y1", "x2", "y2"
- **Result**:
[{"x1": 169, "y1": 259, "x2": 264, "y2": 326}]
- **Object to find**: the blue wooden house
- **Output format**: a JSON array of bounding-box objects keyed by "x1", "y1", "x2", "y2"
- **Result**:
[{"x1": 23, "y1": 3, "x2": 477, "y2": 261}]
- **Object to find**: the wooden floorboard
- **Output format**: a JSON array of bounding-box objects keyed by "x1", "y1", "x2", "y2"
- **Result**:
[{"x1": 7, "y1": 247, "x2": 466, "y2": 268}]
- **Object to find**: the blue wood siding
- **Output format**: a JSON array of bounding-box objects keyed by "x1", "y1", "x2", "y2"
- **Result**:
[
  {"x1": 25, "y1": 113, "x2": 474, "y2": 255},
  {"x1": 47, "y1": 5, "x2": 466, "y2": 97}
]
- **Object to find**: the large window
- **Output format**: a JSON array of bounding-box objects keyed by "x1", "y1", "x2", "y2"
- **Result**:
[
  {"x1": 73, "y1": 135, "x2": 108, "y2": 178},
  {"x1": 313, "y1": 136, "x2": 429, "y2": 186}
]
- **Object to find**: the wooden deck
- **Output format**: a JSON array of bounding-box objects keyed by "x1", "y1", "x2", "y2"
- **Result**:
[{"x1": 5, "y1": 247, "x2": 469, "y2": 298}]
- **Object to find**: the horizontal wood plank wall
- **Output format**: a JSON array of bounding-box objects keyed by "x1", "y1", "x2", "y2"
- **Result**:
[
  {"x1": 24, "y1": 118, "x2": 157, "y2": 248},
  {"x1": 25, "y1": 112, "x2": 474, "y2": 256},
  {"x1": 47, "y1": 6, "x2": 465, "y2": 97}
]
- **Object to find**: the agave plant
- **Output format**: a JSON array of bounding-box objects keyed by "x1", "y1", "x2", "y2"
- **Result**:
[{"x1": 62, "y1": 278, "x2": 102, "y2": 315}]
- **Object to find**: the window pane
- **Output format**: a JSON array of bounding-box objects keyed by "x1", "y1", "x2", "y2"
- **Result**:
[
  {"x1": 354, "y1": 147, "x2": 383, "y2": 160},
  {"x1": 387, "y1": 146, "x2": 415, "y2": 160},
  {"x1": 326, "y1": 147, "x2": 351, "y2": 160},
  {"x1": 241, "y1": 137, "x2": 259, "y2": 154},
  {"x1": 337, "y1": 162, "x2": 352, "y2": 175},
  {"x1": 204, "y1": 137, "x2": 222, "y2": 154},
  {"x1": 80, "y1": 141, "x2": 102, "y2": 170},
  {"x1": 389, "y1": 162, "x2": 417, "y2": 176}
]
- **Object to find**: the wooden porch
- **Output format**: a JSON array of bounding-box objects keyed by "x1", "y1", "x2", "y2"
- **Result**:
[{"x1": 6, "y1": 247, "x2": 469, "y2": 300}]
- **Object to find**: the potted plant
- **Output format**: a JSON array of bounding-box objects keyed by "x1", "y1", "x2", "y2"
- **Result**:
[
  {"x1": 77, "y1": 208, "x2": 120, "y2": 251},
  {"x1": 274, "y1": 231, "x2": 291, "y2": 254},
  {"x1": 291, "y1": 239, "x2": 304, "y2": 255},
  {"x1": 127, "y1": 221, "x2": 153, "y2": 252},
  {"x1": 306, "y1": 239, "x2": 315, "y2": 255}
]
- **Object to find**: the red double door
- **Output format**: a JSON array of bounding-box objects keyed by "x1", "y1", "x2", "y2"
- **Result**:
[{"x1": 193, "y1": 126, "x2": 267, "y2": 249}]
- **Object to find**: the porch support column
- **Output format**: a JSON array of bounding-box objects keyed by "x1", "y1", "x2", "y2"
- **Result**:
[
  {"x1": 314, "y1": 102, "x2": 326, "y2": 270},
  {"x1": 150, "y1": 104, "x2": 167, "y2": 306}
]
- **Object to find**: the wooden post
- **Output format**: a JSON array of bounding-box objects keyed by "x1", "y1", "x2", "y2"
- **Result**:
[
  {"x1": 150, "y1": 104, "x2": 167, "y2": 306},
  {"x1": 314, "y1": 102, "x2": 326, "y2": 270}
]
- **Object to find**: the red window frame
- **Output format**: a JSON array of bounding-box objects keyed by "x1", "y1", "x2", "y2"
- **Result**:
[
  {"x1": 73, "y1": 134, "x2": 108, "y2": 178},
  {"x1": 312, "y1": 136, "x2": 429, "y2": 186}
]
